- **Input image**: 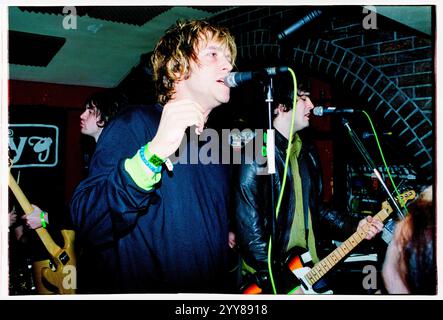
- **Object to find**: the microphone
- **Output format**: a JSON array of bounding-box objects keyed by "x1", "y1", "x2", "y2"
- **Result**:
[
  {"x1": 312, "y1": 106, "x2": 357, "y2": 116},
  {"x1": 224, "y1": 66, "x2": 289, "y2": 88},
  {"x1": 278, "y1": 10, "x2": 323, "y2": 40}
]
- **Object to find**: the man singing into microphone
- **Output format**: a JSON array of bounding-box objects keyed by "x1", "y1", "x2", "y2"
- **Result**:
[
  {"x1": 232, "y1": 83, "x2": 383, "y2": 294},
  {"x1": 70, "y1": 19, "x2": 237, "y2": 293}
]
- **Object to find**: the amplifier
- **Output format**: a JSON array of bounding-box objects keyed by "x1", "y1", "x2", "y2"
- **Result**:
[{"x1": 346, "y1": 164, "x2": 417, "y2": 216}]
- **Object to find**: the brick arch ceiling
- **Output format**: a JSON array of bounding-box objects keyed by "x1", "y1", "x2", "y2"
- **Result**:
[
  {"x1": 235, "y1": 36, "x2": 433, "y2": 182},
  {"x1": 288, "y1": 38, "x2": 433, "y2": 182}
]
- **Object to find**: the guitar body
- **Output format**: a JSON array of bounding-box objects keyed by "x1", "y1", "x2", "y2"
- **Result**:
[
  {"x1": 284, "y1": 247, "x2": 333, "y2": 294},
  {"x1": 33, "y1": 259, "x2": 54, "y2": 294},
  {"x1": 241, "y1": 247, "x2": 333, "y2": 294},
  {"x1": 34, "y1": 229, "x2": 76, "y2": 294}
]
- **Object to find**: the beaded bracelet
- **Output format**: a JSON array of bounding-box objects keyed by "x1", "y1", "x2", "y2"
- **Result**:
[{"x1": 139, "y1": 144, "x2": 164, "y2": 174}]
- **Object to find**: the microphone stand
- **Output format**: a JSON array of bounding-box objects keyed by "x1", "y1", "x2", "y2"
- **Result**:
[
  {"x1": 263, "y1": 76, "x2": 278, "y2": 282},
  {"x1": 341, "y1": 118, "x2": 405, "y2": 220}
]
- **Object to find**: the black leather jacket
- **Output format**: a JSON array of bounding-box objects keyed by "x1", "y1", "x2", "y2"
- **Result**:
[{"x1": 233, "y1": 129, "x2": 361, "y2": 274}]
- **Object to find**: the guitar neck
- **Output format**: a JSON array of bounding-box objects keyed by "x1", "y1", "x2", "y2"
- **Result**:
[
  {"x1": 8, "y1": 172, "x2": 62, "y2": 256},
  {"x1": 304, "y1": 205, "x2": 393, "y2": 286}
]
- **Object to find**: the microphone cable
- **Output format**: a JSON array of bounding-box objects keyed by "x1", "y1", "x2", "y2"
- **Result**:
[{"x1": 267, "y1": 67, "x2": 298, "y2": 294}]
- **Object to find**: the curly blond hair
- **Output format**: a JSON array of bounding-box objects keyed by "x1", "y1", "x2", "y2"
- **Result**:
[{"x1": 151, "y1": 19, "x2": 236, "y2": 104}]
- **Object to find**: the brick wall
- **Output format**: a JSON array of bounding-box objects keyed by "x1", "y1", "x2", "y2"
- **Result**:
[{"x1": 212, "y1": 5, "x2": 434, "y2": 182}]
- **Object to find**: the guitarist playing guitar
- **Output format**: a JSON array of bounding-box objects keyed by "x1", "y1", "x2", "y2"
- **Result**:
[
  {"x1": 232, "y1": 85, "x2": 385, "y2": 294},
  {"x1": 8, "y1": 159, "x2": 77, "y2": 295}
]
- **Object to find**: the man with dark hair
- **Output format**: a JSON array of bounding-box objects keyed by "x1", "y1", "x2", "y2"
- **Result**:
[
  {"x1": 71, "y1": 19, "x2": 237, "y2": 293},
  {"x1": 233, "y1": 85, "x2": 383, "y2": 294},
  {"x1": 80, "y1": 90, "x2": 127, "y2": 142}
]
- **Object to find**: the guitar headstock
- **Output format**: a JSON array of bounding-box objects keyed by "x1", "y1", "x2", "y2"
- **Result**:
[
  {"x1": 398, "y1": 190, "x2": 416, "y2": 203},
  {"x1": 381, "y1": 189, "x2": 416, "y2": 214}
]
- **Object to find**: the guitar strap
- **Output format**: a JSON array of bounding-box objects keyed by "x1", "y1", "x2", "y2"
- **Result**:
[{"x1": 288, "y1": 135, "x2": 319, "y2": 263}]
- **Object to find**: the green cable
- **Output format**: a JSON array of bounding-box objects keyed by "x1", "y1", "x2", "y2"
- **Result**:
[
  {"x1": 287, "y1": 285, "x2": 301, "y2": 294},
  {"x1": 267, "y1": 68, "x2": 298, "y2": 294},
  {"x1": 361, "y1": 111, "x2": 408, "y2": 212}
]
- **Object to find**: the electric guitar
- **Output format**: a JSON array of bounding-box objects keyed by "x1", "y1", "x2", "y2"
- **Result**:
[
  {"x1": 8, "y1": 162, "x2": 76, "y2": 294},
  {"x1": 242, "y1": 190, "x2": 416, "y2": 294}
]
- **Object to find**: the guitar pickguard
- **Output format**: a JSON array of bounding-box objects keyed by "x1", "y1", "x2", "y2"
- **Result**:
[{"x1": 292, "y1": 266, "x2": 333, "y2": 294}]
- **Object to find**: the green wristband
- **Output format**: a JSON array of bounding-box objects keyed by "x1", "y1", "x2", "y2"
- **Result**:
[{"x1": 40, "y1": 211, "x2": 47, "y2": 229}]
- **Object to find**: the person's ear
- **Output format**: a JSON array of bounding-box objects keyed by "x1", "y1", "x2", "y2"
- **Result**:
[
  {"x1": 96, "y1": 114, "x2": 105, "y2": 127},
  {"x1": 277, "y1": 104, "x2": 288, "y2": 113}
]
